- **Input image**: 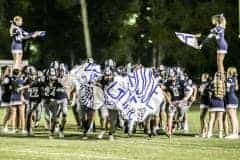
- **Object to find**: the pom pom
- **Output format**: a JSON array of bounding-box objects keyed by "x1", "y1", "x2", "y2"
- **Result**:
[{"x1": 39, "y1": 31, "x2": 46, "y2": 37}]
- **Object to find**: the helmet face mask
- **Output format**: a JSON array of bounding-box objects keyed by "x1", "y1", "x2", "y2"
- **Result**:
[
  {"x1": 36, "y1": 71, "x2": 44, "y2": 82},
  {"x1": 180, "y1": 74, "x2": 185, "y2": 81},
  {"x1": 29, "y1": 67, "x2": 37, "y2": 76},
  {"x1": 104, "y1": 67, "x2": 112, "y2": 75},
  {"x1": 30, "y1": 74, "x2": 37, "y2": 81},
  {"x1": 188, "y1": 79, "x2": 193, "y2": 85},
  {"x1": 48, "y1": 68, "x2": 57, "y2": 80},
  {"x1": 159, "y1": 65, "x2": 165, "y2": 71},
  {"x1": 87, "y1": 58, "x2": 94, "y2": 64},
  {"x1": 60, "y1": 70, "x2": 65, "y2": 77},
  {"x1": 51, "y1": 61, "x2": 59, "y2": 69}
]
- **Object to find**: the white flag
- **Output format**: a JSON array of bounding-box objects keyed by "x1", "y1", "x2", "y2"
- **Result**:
[{"x1": 175, "y1": 32, "x2": 200, "y2": 49}]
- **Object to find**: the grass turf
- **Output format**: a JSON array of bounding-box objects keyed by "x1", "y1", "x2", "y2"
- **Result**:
[{"x1": 0, "y1": 106, "x2": 240, "y2": 160}]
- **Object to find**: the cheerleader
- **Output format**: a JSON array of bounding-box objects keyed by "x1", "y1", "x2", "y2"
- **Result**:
[
  {"x1": 198, "y1": 73, "x2": 211, "y2": 138},
  {"x1": 1, "y1": 66, "x2": 12, "y2": 133},
  {"x1": 199, "y1": 14, "x2": 227, "y2": 74},
  {"x1": 224, "y1": 67, "x2": 239, "y2": 139},
  {"x1": 10, "y1": 69, "x2": 26, "y2": 134},
  {"x1": 207, "y1": 72, "x2": 226, "y2": 139},
  {"x1": 9, "y1": 16, "x2": 42, "y2": 69}
]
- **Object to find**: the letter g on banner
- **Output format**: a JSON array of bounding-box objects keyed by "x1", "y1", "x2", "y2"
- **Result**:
[{"x1": 106, "y1": 81, "x2": 126, "y2": 100}]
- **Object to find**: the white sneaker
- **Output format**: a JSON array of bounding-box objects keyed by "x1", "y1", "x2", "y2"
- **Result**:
[
  {"x1": 183, "y1": 129, "x2": 189, "y2": 134},
  {"x1": 1, "y1": 128, "x2": 8, "y2": 134},
  {"x1": 153, "y1": 126, "x2": 159, "y2": 135},
  {"x1": 97, "y1": 131, "x2": 105, "y2": 139},
  {"x1": 207, "y1": 133, "x2": 212, "y2": 139},
  {"x1": 225, "y1": 134, "x2": 239, "y2": 139},
  {"x1": 55, "y1": 126, "x2": 60, "y2": 133},
  {"x1": 109, "y1": 135, "x2": 114, "y2": 141},
  {"x1": 8, "y1": 129, "x2": 16, "y2": 134},
  {"x1": 45, "y1": 123, "x2": 49, "y2": 130},
  {"x1": 34, "y1": 122, "x2": 39, "y2": 128},
  {"x1": 201, "y1": 132, "x2": 207, "y2": 138},
  {"x1": 82, "y1": 136, "x2": 88, "y2": 140},
  {"x1": 183, "y1": 123, "x2": 189, "y2": 133},
  {"x1": 59, "y1": 131, "x2": 64, "y2": 138},
  {"x1": 21, "y1": 130, "x2": 28, "y2": 135},
  {"x1": 219, "y1": 132, "x2": 223, "y2": 139}
]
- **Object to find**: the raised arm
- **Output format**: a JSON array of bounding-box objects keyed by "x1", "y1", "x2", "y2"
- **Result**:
[
  {"x1": 21, "y1": 29, "x2": 36, "y2": 40},
  {"x1": 199, "y1": 27, "x2": 217, "y2": 48}
]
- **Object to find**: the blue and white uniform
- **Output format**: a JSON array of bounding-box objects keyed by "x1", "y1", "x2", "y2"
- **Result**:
[
  {"x1": 10, "y1": 76, "x2": 24, "y2": 105},
  {"x1": 202, "y1": 26, "x2": 228, "y2": 54},
  {"x1": 199, "y1": 81, "x2": 211, "y2": 109},
  {"x1": 11, "y1": 24, "x2": 34, "y2": 54},
  {"x1": 226, "y1": 77, "x2": 238, "y2": 108}
]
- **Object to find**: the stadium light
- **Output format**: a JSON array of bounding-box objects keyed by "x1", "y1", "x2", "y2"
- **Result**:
[
  {"x1": 146, "y1": 7, "x2": 151, "y2": 11},
  {"x1": 29, "y1": 44, "x2": 38, "y2": 53},
  {"x1": 124, "y1": 13, "x2": 138, "y2": 26}
]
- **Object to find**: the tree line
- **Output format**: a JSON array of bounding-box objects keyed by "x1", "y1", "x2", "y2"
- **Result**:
[{"x1": 0, "y1": 0, "x2": 239, "y2": 78}]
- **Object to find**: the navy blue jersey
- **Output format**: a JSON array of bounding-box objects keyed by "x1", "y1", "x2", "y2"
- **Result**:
[
  {"x1": 55, "y1": 82, "x2": 67, "y2": 100},
  {"x1": 165, "y1": 80, "x2": 185, "y2": 101},
  {"x1": 28, "y1": 81, "x2": 44, "y2": 102},
  {"x1": 42, "y1": 80, "x2": 58, "y2": 100},
  {"x1": 23, "y1": 77, "x2": 31, "y2": 100}
]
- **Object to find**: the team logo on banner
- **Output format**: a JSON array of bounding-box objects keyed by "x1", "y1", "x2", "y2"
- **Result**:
[
  {"x1": 175, "y1": 32, "x2": 199, "y2": 49},
  {"x1": 105, "y1": 67, "x2": 164, "y2": 122}
]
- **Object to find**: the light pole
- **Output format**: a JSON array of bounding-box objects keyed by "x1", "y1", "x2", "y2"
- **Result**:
[{"x1": 80, "y1": 0, "x2": 92, "y2": 58}]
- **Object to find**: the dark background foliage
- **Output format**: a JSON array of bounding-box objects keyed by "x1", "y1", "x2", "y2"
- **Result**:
[{"x1": 0, "y1": 0, "x2": 239, "y2": 79}]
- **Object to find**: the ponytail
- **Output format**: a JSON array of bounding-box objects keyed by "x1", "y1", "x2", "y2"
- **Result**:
[
  {"x1": 9, "y1": 21, "x2": 15, "y2": 37},
  {"x1": 219, "y1": 14, "x2": 226, "y2": 28},
  {"x1": 212, "y1": 13, "x2": 226, "y2": 28}
]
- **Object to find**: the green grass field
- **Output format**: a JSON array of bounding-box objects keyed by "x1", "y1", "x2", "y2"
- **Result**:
[{"x1": 0, "y1": 106, "x2": 240, "y2": 160}]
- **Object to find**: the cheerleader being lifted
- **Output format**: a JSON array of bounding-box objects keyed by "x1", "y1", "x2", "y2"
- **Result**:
[
  {"x1": 176, "y1": 13, "x2": 227, "y2": 75},
  {"x1": 9, "y1": 16, "x2": 46, "y2": 69}
]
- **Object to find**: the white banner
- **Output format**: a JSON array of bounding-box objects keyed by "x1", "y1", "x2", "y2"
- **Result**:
[
  {"x1": 105, "y1": 67, "x2": 164, "y2": 122},
  {"x1": 70, "y1": 63, "x2": 103, "y2": 109},
  {"x1": 175, "y1": 32, "x2": 199, "y2": 49}
]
